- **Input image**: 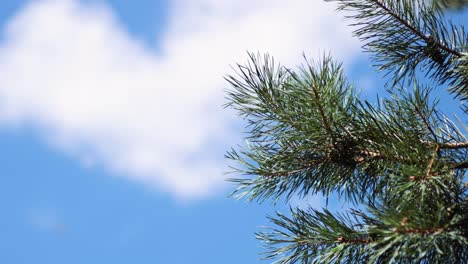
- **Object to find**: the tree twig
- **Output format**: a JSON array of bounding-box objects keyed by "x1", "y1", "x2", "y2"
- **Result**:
[{"x1": 310, "y1": 85, "x2": 333, "y2": 138}]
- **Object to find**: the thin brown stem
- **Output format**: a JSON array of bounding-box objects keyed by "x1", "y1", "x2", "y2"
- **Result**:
[
  {"x1": 337, "y1": 236, "x2": 373, "y2": 244},
  {"x1": 435, "y1": 141, "x2": 468, "y2": 149},
  {"x1": 393, "y1": 226, "x2": 445, "y2": 235},
  {"x1": 414, "y1": 105, "x2": 438, "y2": 141},
  {"x1": 426, "y1": 145, "x2": 439, "y2": 178},
  {"x1": 263, "y1": 141, "x2": 467, "y2": 178},
  {"x1": 310, "y1": 85, "x2": 333, "y2": 138},
  {"x1": 452, "y1": 160, "x2": 468, "y2": 169}
]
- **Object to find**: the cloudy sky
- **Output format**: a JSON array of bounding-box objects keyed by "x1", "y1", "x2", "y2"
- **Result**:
[{"x1": 2, "y1": 0, "x2": 461, "y2": 263}]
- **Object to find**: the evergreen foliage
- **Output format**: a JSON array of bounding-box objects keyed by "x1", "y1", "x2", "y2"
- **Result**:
[
  {"x1": 225, "y1": 0, "x2": 468, "y2": 263},
  {"x1": 435, "y1": 0, "x2": 468, "y2": 10}
]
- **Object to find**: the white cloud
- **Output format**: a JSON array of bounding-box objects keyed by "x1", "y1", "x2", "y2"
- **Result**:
[{"x1": 0, "y1": 0, "x2": 360, "y2": 199}]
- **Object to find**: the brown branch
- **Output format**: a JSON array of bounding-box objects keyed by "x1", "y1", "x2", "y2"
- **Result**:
[
  {"x1": 366, "y1": 139, "x2": 468, "y2": 150},
  {"x1": 452, "y1": 160, "x2": 468, "y2": 169},
  {"x1": 426, "y1": 145, "x2": 439, "y2": 178},
  {"x1": 393, "y1": 226, "x2": 445, "y2": 235},
  {"x1": 263, "y1": 147, "x2": 416, "y2": 178},
  {"x1": 358, "y1": 150, "x2": 386, "y2": 160},
  {"x1": 262, "y1": 141, "x2": 467, "y2": 178},
  {"x1": 263, "y1": 150, "x2": 389, "y2": 178},
  {"x1": 264, "y1": 157, "x2": 466, "y2": 178},
  {"x1": 421, "y1": 141, "x2": 468, "y2": 152},
  {"x1": 337, "y1": 236, "x2": 373, "y2": 244},
  {"x1": 434, "y1": 142, "x2": 468, "y2": 149}
]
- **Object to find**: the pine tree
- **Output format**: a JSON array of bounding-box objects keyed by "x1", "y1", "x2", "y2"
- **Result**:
[{"x1": 225, "y1": 0, "x2": 468, "y2": 263}]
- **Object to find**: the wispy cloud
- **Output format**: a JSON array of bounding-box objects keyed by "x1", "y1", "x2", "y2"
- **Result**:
[
  {"x1": 27, "y1": 208, "x2": 66, "y2": 234},
  {"x1": 0, "y1": 0, "x2": 360, "y2": 199}
]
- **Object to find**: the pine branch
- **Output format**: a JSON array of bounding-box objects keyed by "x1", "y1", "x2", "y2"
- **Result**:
[
  {"x1": 226, "y1": 53, "x2": 467, "y2": 204},
  {"x1": 225, "y1": 2, "x2": 468, "y2": 261},
  {"x1": 434, "y1": 0, "x2": 468, "y2": 10},
  {"x1": 371, "y1": 0, "x2": 462, "y2": 58},
  {"x1": 258, "y1": 205, "x2": 468, "y2": 263},
  {"x1": 329, "y1": 0, "x2": 468, "y2": 92},
  {"x1": 257, "y1": 208, "x2": 372, "y2": 263}
]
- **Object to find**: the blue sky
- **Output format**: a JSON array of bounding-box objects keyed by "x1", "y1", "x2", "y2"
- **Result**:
[{"x1": 0, "y1": 0, "x2": 465, "y2": 263}]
